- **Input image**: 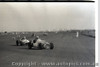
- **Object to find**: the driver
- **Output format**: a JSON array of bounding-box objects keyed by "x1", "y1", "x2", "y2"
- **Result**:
[
  {"x1": 21, "y1": 36, "x2": 26, "y2": 40},
  {"x1": 33, "y1": 36, "x2": 42, "y2": 47},
  {"x1": 21, "y1": 36, "x2": 29, "y2": 43}
]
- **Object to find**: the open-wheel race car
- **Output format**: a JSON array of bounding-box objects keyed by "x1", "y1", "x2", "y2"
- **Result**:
[
  {"x1": 28, "y1": 36, "x2": 54, "y2": 50},
  {"x1": 16, "y1": 37, "x2": 30, "y2": 46}
]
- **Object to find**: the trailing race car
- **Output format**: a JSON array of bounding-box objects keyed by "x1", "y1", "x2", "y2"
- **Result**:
[
  {"x1": 28, "y1": 36, "x2": 54, "y2": 50},
  {"x1": 16, "y1": 37, "x2": 30, "y2": 46}
]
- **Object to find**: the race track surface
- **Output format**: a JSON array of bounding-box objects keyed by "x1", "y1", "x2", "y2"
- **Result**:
[{"x1": 0, "y1": 32, "x2": 95, "y2": 67}]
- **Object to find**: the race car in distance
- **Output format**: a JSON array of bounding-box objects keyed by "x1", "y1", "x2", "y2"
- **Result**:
[
  {"x1": 28, "y1": 36, "x2": 54, "y2": 50},
  {"x1": 16, "y1": 37, "x2": 30, "y2": 46}
]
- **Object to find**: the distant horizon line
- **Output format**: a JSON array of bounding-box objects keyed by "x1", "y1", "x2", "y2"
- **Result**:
[{"x1": 0, "y1": 29, "x2": 95, "y2": 32}]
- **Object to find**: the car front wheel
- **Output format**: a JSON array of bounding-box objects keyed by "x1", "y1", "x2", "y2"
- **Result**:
[
  {"x1": 50, "y1": 43, "x2": 54, "y2": 49},
  {"x1": 28, "y1": 42, "x2": 32, "y2": 49}
]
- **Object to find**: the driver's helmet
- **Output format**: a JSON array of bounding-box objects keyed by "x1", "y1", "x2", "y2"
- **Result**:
[
  {"x1": 36, "y1": 36, "x2": 39, "y2": 39},
  {"x1": 24, "y1": 36, "x2": 26, "y2": 39},
  {"x1": 33, "y1": 36, "x2": 39, "y2": 43},
  {"x1": 22, "y1": 36, "x2": 26, "y2": 40}
]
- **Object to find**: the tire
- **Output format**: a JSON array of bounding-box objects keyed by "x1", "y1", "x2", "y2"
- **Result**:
[
  {"x1": 28, "y1": 43, "x2": 32, "y2": 49},
  {"x1": 38, "y1": 43, "x2": 43, "y2": 49},
  {"x1": 50, "y1": 43, "x2": 54, "y2": 49},
  {"x1": 20, "y1": 42, "x2": 23, "y2": 46},
  {"x1": 16, "y1": 40, "x2": 19, "y2": 46}
]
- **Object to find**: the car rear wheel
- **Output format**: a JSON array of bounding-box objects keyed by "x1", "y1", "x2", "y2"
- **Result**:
[
  {"x1": 50, "y1": 43, "x2": 54, "y2": 49},
  {"x1": 16, "y1": 40, "x2": 19, "y2": 46},
  {"x1": 38, "y1": 43, "x2": 43, "y2": 49}
]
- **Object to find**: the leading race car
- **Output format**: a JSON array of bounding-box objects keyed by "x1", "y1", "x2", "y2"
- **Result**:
[
  {"x1": 28, "y1": 36, "x2": 54, "y2": 50},
  {"x1": 16, "y1": 37, "x2": 30, "y2": 46}
]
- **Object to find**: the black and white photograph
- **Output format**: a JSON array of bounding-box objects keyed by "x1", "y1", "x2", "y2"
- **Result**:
[{"x1": 0, "y1": 2, "x2": 96, "y2": 67}]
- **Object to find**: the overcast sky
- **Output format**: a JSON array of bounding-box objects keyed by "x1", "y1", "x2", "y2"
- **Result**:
[{"x1": 0, "y1": 3, "x2": 95, "y2": 32}]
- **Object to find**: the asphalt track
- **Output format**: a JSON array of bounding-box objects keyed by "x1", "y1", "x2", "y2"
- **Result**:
[{"x1": 0, "y1": 32, "x2": 95, "y2": 67}]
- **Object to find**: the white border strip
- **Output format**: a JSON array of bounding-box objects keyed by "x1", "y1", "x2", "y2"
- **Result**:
[{"x1": 95, "y1": 0, "x2": 98, "y2": 67}]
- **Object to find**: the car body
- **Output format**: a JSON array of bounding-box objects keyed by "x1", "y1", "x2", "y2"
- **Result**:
[
  {"x1": 28, "y1": 38, "x2": 54, "y2": 50},
  {"x1": 16, "y1": 38, "x2": 30, "y2": 46}
]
